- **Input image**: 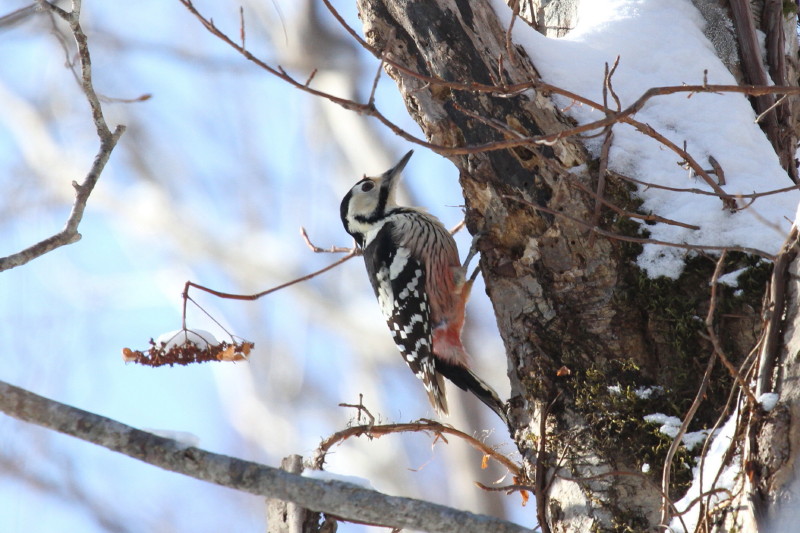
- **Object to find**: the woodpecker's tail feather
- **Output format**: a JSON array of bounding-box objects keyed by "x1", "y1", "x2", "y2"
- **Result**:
[
  {"x1": 422, "y1": 371, "x2": 450, "y2": 417},
  {"x1": 435, "y1": 359, "x2": 508, "y2": 425}
]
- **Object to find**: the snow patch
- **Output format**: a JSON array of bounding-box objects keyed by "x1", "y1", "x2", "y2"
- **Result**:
[
  {"x1": 715, "y1": 267, "x2": 748, "y2": 287},
  {"x1": 644, "y1": 413, "x2": 682, "y2": 438},
  {"x1": 634, "y1": 386, "x2": 663, "y2": 399},
  {"x1": 669, "y1": 411, "x2": 739, "y2": 532},
  {"x1": 489, "y1": 0, "x2": 798, "y2": 278},
  {"x1": 303, "y1": 469, "x2": 374, "y2": 489},
  {"x1": 155, "y1": 329, "x2": 219, "y2": 349},
  {"x1": 644, "y1": 413, "x2": 710, "y2": 451},
  {"x1": 759, "y1": 392, "x2": 779, "y2": 412},
  {"x1": 143, "y1": 429, "x2": 201, "y2": 449},
  {"x1": 607, "y1": 384, "x2": 663, "y2": 398}
]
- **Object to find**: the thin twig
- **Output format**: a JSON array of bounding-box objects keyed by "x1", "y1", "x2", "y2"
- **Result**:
[
  {"x1": 624, "y1": 118, "x2": 735, "y2": 208},
  {"x1": 708, "y1": 156, "x2": 725, "y2": 186},
  {"x1": 756, "y1": 226, "x2": 799, "y2": 397},
  {"x1": 338, "y1": 394, "x2": 375, "y2": 426},
  {"x1": 452, "y1": 102, "x2": 528, "y2": 140},
  {"x1": 754, "y1": 93, "x2": 789, "y2": 124},
  {"x1": 448, "y1": 219, "x2": 466, "y2": 235},
  {"x1": 604, "y1": 56, "x2": 622, "y2": 112},
  {"x1": 183, "y1": 250, "x2": 357, "y2": 305},
  {"x1": 590, "y1": 58, "x2": 619, "y2": 242},
  {"x1": 503, "y1": 195, "x2": 774, "y2": 259},
  {"x1": 368, "y1": 58, "x2": 384, "y2": 107},
  {"x1": 0, "y1": 3, "x2": 39, "y2": 27},
  {"x1": 699, "y1": 331, "x2": 757, "y2": 407},
  {"x1": 692, "y1": 349, "x2": 752, "y2": 528},
  {"x1": 566, "y1": 177, "x2": 700, "y2": 230},
  {"x1": 176, "y1": 0, "x2": 445, "y2": 153},
  {"x1": 304, "y1": 68, "x2": 318, "y2": 87},
  {"x1": 658, "y1": 252, "x2": 726, "y2": 526},
  {"x1": 189, "y1": 0, "x2": 800, "y2": 175},
  {"x1": 505, "y1": 0, "x2": 520, "y2": 67},
  {"x1": 301, "y1": 227, "x2": 357, "y2": 254},
  {"x1": 610, "y1": 170, "x2": 800, "y2": 200},
  {"x1": 238, "y1": 5, "x2": 245, "y2": 48},
  {"x1": 0, "y1": 0, "x2": 125, "y2": 272},
  {"x1": 534, "y1": 394, "x2": 560, "y2": 533},
  {"x1": 703, "y1": 252, "x2": 758, "y2": 406},
  {"x1": 311, "y1": 419, "x2": 521, "y2": 476}
]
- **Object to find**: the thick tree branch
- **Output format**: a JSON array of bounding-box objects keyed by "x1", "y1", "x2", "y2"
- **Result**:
[{"x1": 0, "y1": 380, "x2": 530, "y2": 533}]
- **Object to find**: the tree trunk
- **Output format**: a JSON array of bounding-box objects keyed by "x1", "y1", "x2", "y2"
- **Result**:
[
  {"x1": 734, "y1": 229, "x2": 800, "y2": 532},
  {"x1": 267, "y1": 455, "x2": 323, "y2": 533},
  {"x1": 357, "y1": 0, "x2": 799, "y2": 531}
]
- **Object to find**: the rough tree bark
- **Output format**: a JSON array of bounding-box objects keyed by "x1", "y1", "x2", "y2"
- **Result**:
[
  {"x1": 357, "y1": 0, "x2": 799, "y2": 531},
  {"x1": 738, "y1": 229, "x2": 800, "y2": 532}
]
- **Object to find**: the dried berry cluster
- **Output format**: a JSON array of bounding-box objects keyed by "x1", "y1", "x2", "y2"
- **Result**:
[{"x1": 122, "y1": 338, "x2": 253, "y2": 367}]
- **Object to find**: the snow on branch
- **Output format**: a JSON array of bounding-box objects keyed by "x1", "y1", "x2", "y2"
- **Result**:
[
  {"x1": 0, "y1": 379, "x2": 530, "y2": 533},
  {"x1": 0, "y1": 0, "x2": 125, "y2": 273}
]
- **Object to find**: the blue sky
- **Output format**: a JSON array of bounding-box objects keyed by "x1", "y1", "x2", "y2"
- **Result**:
[{"x1": 0, "y1": 1, "x2": 515, "y2": 531}]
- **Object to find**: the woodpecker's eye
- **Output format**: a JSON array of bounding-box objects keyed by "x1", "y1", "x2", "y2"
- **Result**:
[{"x1": 360, "y1": 181, "x2": 375, "y2": 192}]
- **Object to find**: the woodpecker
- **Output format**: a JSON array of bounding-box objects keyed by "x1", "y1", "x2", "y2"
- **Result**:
[{"x1": 340, "y1": 150, "x2": 507, "y2": 424}]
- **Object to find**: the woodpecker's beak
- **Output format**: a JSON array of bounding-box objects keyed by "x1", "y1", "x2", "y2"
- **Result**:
[
  {"x1": 384, "y1": 150, "x2": 413, "y2": 182},
  {"x1": 377, "y1": 150, "x2": 413, "y2": 208}
]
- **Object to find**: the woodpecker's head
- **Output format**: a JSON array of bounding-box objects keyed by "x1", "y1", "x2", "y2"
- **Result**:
[{"x1": 340, "y1": 150, "x2": 413, "y2": 246}]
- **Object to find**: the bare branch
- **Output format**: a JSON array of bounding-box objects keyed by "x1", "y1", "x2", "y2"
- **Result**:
[
  {"x1": 184, "y1": 0, "x2": 800, "y2": 182},
  {"x1": 238, "y1": 5, "x2": 245, "y2": 48},
  {"x1": 338, "y1": 394, "x2": 376, "y2": 426},
  {"x1": 702, "y1": 301, "x2": 758, "y2": 407},
  {"x1": 589, "y1": 58, "x2": 618, "y2": 242},
  {"x1": 0, "y1": 380, "x2": 529, "y2": 533},
  {"x1": 301, "y1": 227, "x2": 357, "y2": 254},
  {"x1": 658, "y1": 252, "x2": 727, "y2": 526},
  {"x1": 756, "y1": 226, "x2": 800, "y2": 397},
  {"x1": 754, "y1": 94, "x2": 789, "y2": 125},
  {"x1": 708, "y1": 155, "x2": 725, "y2": 186},
  {"x1": 622, "y1": 118, "x2": 735, "y2": 208},
  {"x1": 175, "y1": 0, "x2": 441, "y2": 151},
  {"x1": 503, "y1": 195, "x2": 774, "y2": 259},
  {"x1": 566, "y1": 176, "x2": 700, "y2": 230},
  {"x1": 0, "y1": 3, "x2": 39, "y2": 28},
  {"x1": 312, "y1": 419, "x2": 521, "y2": 477},
  {"x1": 609, "y1": 170, "x2": 800, "y2": 201},
  {"x1": 0, "y1": 1, "x2": 125, "y2": 272},
  {"x1": 182, "y1": 250, "x2": 357, "y2": 305}
]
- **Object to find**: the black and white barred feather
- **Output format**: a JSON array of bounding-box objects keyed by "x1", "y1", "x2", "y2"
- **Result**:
[
  {"x1": 364, "y1": 218, "x2": 449, "y2": 413},
  {"x1": 340, "y1": 150, "x2": 507, "y2": 424}
]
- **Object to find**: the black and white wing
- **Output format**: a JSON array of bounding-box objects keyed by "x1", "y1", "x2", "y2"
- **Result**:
[{"x1": 363, "y1": 223, "x2": 448, "y2": 414}]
